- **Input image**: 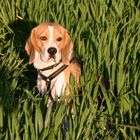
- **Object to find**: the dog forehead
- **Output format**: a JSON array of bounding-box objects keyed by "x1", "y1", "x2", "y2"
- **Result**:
[
  {"x1": 35, "y1": 23, "x2": 49, "y2": 35},
  {"x1": 35, "y1": 23, "x2": 66, "y2": 35}
]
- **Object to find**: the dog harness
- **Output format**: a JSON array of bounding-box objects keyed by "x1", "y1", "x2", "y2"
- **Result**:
[{"x1": 37, "y1": 61, "x2": 69, "y2": 101}]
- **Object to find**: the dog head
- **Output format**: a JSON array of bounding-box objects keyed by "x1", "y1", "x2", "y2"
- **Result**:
[{"x1": 25, "y1": 23, "x2": 73, "y2": 68}]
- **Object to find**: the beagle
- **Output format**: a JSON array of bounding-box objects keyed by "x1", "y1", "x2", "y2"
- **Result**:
[{"x1": 25, "y1": 23, "x2": 81, "y2": 103}]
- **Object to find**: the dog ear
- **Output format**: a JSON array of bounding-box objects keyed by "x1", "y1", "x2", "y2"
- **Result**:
[
  {"x1": 25, "y1": 28, "x2": 36, "y2": 64},
  {"x1": 61, "y1": 31, "x2": 73, "y2": 65}
]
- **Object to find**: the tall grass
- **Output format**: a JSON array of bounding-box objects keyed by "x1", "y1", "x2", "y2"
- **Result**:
[{"x1": 0, "y1": 0, "x2": 140, "y2": 139}]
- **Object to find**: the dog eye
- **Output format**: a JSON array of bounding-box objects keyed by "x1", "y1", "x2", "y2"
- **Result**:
[
  {"x1": 40, "y1": 36, "x2": 47, "y2": 41},
  {"x1": 57, "y1": 37, "x2": 62, "y2": 42}
]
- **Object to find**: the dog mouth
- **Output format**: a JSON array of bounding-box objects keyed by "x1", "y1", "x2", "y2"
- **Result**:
[
  {"x1": 40, "y1": 53, "x2": 57, "y2": 62},
  {"x1": 49, "y1": 54, "x2": 55, "y2": 59},
  {"x1": 47, "y1": 56, "x2": 56, "y2": 62}
]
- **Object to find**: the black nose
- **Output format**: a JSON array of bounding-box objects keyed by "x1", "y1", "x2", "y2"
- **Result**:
[{"x1": 48, "y1": 47, "x2": 57, "y2": 55}]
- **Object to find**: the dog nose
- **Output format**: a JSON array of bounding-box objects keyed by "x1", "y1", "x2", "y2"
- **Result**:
[{"x1": 48, "y1": 47, "x2": 57, "y2": 55}]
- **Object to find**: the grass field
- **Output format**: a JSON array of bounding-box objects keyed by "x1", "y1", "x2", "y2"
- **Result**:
[{"x1": 0, "y1": 0, "x2": 140, "y2": 139}]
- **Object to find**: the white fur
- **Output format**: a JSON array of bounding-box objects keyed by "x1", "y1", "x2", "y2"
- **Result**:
[{"x1": 49, "y1": 26, "x2": 54, "y2": 42}]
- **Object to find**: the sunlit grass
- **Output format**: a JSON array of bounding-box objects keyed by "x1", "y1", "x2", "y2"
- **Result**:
[{"x1": 0, "y1": 0, "x2": 140, "y2": 139}]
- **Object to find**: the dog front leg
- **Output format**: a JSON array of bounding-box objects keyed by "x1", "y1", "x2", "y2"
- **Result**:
[{"x1": 37, "y1": 75, "x2": 48, "y2": 94}]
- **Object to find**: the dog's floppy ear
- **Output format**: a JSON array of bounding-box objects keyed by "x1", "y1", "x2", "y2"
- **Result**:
[
  {"x1": 61, "y1": 31, "x2": 73, "y2": 65},
  {"x1": 25, "y1": 28, "x2": 36, "y2": 64}
]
